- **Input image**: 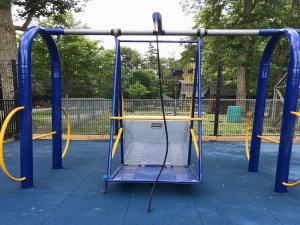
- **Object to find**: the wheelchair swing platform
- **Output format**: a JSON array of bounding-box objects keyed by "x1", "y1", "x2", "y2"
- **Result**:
[
  {"x1": 107, "y1": 118, "x2": 202, "y2": 184},
  {"x1": 109, "y1": 165, "x2": 200, "y2": 183}
]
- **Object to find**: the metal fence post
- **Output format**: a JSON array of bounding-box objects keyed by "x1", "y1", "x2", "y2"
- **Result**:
[{"x1": 213, "y1": 61, "x2": 222, "y2": 136}]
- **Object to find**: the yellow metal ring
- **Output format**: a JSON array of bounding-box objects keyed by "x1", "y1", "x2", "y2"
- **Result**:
[
  {"x1": 62, "y1": 108, "x2": 71, "y2": 158},
  {"x1": 245, "y1": 112, "x2": 254, "y2": 161},
  {"x1": 0, "y1": 107, "x2": 26, "y2": 181}
]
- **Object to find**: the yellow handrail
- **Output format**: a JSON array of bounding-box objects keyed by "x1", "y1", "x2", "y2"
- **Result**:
[
  {"x1": 110, "y1": 116, "x2": 203, "y2": 121},
  {"x1": 112, "y1": 128, "x2": 123, "y2": 159},
  {"x1": 33, "y1": 132, "x2": 56, "y2": 140},
  {"x1": 62, "y1": 108, "x2": 71, "y2": 158},
  {"x1": 0, "y1": 107, "x2": 26, "y2": 181},
  {"x1": 257, "y1": 135, "x2": 279, "y2": 144},
  {"x1": 245, "y1": 112, "x2": 254, "y2": 161},
  {"x1": 291, "y1": 111, "x2": 300, "y2": 117},
  {"x1": 282, "y1": 180, "x2": 300, "y2": 187},
  {"x1": 190, "y1": 129, "x2": 200, "y2": 159}
]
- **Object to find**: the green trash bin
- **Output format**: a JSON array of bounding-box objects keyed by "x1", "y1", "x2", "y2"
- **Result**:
[{"x1": 227, "y1": 106, "x2": 242, "y2": 123}]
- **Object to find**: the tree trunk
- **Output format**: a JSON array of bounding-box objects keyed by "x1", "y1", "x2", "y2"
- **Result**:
[
  {"x1": 0, "y1": 2, "x2": 17, "y2": 100},
  {"x1": 236, "y1": 0, "x2": 252, "y2": 114},
  {"x1": 236, "y1": 46, "x2": 247, "y2": 113}
]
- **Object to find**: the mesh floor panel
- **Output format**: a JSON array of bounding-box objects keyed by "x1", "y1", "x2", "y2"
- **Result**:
[
  {"x1": 123, "y1": 117, "x2": 190, "y2": 166},
  {"x1": 109, "y1": 165, "x2": 200, "y2": 183}
]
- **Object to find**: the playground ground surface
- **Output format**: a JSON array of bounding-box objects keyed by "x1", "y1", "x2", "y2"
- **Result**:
[{"x1": 0, "y1": 140, "x2": 300, "y2": 225}]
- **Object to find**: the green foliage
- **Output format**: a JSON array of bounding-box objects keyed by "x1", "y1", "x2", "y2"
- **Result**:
[
  {"x1": 127, "y1": 81, "x2": 150, "y2": 99},
  {"x1": 13, "y1": 0, "x2": 91, "y2": 19},
  {"x1": 180, "y1": 0, "x2": 298, "y2": 97},
  {"x1": 30, "y1": 13, "x2": 112, "y2": 100}
]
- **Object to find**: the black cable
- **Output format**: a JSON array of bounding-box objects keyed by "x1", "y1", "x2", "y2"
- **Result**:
[{"x1": 147, "y1": 35, "x2": 169, "y2": 213}]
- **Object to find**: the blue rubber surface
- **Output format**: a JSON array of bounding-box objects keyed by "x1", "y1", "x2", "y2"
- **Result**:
[{"x1": 0, "y1": 140, "x2": 300, "y2": 225}]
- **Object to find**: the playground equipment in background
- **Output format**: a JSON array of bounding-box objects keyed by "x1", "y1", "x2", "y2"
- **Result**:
[{"x1": 0, "y1": 12, "x2": 299, "y2": 194}]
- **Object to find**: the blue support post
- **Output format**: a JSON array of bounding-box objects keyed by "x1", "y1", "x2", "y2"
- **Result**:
[
  {"x1": 188, "y1": 40, "x2": 203, "y2": 172},
  {"x1": 107, "y1": 39, "x2": 121, "y2": 180},
  {"x1": 117, "y1": 49, "x2": 124, "y2": 165},
  {"x1": 274, "y1": 30, "x2": 300, "y2": 192},
  {"x1": 41, "y1": 33, "x2": 62, "y2": 169},
  {"x1": 248, "y1": 35, "x2": 280, "y2": 172},
  {"x1": 248, "y1": 28, "x2": 300, "y2": 193},
  {"x1": 196, "y1": 39, "x2": 203, "y2": 181},
  {"x1": 18, "y1": 27, "x2": 43, "y2": 188},
  {"x1": 18, "y1": 26, "x2": 62, "y2": 188}
]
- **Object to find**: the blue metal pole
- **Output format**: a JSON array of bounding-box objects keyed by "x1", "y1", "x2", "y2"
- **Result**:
[
  {"x1": 18, "y1": 26, "x2": 45, "y2": 188},
  {"x1": 248, "y1": 35, "x2": 280, "y2": 172},
  {"x1": 41, "y1": 33, "x2": 62, "y2": 169},
  {"x1": 107, "y1": 39, "x2": 121, "y2": 180},
  {"x1": 117, "y1": 49, "x2": 124, "y2": 165},
  {"x1": 197, "y1": 39, "x2": 203, "y2": 181},
  {"x1": 187, "y1": 45, "x2": 198, "y2": 166},
  {"x1": 274, "y1": 29, "x2": 300, "y2": 193}
]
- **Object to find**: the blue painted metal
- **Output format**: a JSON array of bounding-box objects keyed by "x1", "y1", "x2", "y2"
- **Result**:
[
  {"x1": 197, "y1": 39, "x2": 203, "y2": 181},
  {"x1": 117, "y1": 47, "x2": 124, "y2": 164},
  {"x1": 187, "y1": 51, "x2": 198, "y2": 166},
  {"x1": 152, "y1": 12, "x2": 163, "y2": 35},
  {"x1": 248, "y1": 28, "x2": 300, "y2": 193},
  {"x1": 258, "y1": 29, "x2": 283, "y2": 36},
  {"x1": 248, "y1": 35, "x2": 280, "y2": 172},
  {"x1": 18, "y1": 26, "x2": 44, "y2": 188},
  {"x1": 107, "y1": 39, "x2": 121, "y2": 180},
  {"x1": 18, "y1": 26, "x2": 62, "y2": 188},
  {"x1": 274, "y1": 29, "x2": 300, "y2": 192},
  {"x1": 41, "y1": 33, "x2": 62, "y2": 169}
]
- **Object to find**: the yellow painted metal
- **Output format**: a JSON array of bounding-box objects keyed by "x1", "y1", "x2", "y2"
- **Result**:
[
  {"x1": 257, "y1": 135, "x2": 280, "y2": 144},
  {"x1": 62, "y1": 108, "x2": 71, "y2": 159},
  {"x1": 245, "y1": 112, "x2": 254, "y2": 161},
  {"x1": 282, "y1": 180, "x2": 300, "y2": 187},
  {"x1": 110, "y1": 116, "x2": 203, "y2": 121},
  {"x1": 112, "y1": 128, "x2": 123, "y2": 159},
  {"x1": 190, "y1": 129, "x2": 200, "y2": 159},
  {"x1": 33, "y1": 131, "x2": 56, "y2": 140},
  {"x1": 0, "y1": 106, "x2": 26, "y2": 181},
  {"x1": 291, "y1": 111, "x2": 300, "y2": 117}
]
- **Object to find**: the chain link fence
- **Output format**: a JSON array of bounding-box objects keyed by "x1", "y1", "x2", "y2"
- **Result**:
[
  {"x1": 0, "y1": 58, "x2": 296, "y2": 140},
  {"x1": 0, "y1": 60, "x2": 19, "y2": 140},
  {"x1": 29, "y1": 98, "x2": 290, "y2": 138}
]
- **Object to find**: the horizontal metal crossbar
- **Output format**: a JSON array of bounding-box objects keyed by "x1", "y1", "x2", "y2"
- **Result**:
[
  {"x1": 45, "y1": 28, "x2": 300, "y2": 37},
  {"x1": 257, "y1": 135, "x2": 280, "y2": 144},
  {"x1": 110, "y1": 116, "x2": 203, "y2": 121}
]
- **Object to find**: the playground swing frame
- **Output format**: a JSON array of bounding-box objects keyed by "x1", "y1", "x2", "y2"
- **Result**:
[
  {"x1": 105, "y1": 38, "x2": 203, "y2": 184},
  {"x1": 2, "y1": 11, "x2": 299, "y2": 192}
]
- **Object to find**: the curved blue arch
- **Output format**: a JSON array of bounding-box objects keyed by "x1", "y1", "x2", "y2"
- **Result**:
[
  {"x1": 248, "y1": 28, "x2": 300, "y2": 193},
  {"x1": 18, "y1": 26, "x2": 62, "y2": 188}
]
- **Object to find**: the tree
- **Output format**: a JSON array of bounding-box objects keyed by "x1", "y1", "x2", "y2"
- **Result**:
[
  {"x1": 0, "y1": 1, "x2": 18, "y2": 99},
  {"x1": 180, "y1": 0, "x2": 296, "y2": 106},
  {"x1": 30, "y1": 13, "x2": 106, "y2": 99},
  {"x1": 0, "y1": 0, "x2": 90, "y2": 100}
]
